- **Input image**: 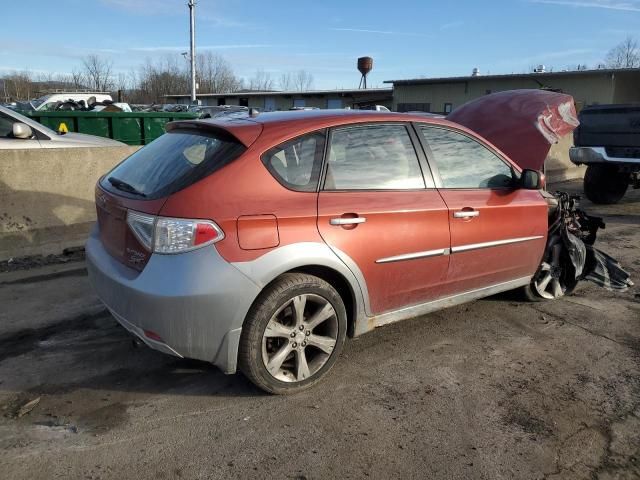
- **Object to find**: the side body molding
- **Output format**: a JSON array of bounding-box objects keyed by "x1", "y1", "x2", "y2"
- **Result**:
[{"x1": 231, "y1": 242, "x2": 371, "y2": 331}]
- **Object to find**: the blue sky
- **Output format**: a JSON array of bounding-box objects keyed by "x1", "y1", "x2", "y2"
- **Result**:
[{"x1": 1, "y1": 0, "x2": 639, "y2": 89}]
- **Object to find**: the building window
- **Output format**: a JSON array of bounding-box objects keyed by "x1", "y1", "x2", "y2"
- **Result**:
[
  {"x1": 327, "y1": 98, "x2": 342, "y2": 109},
  {"x1": 397, "y1": 102, "x2": 430, "y2": 113},
  {"x1": 443, "y1": 103, "x2": 453, "y2": 114},
  {"x1": 294, "y1": 98, "x2": 306, "y2": 108},
  {"x1": 217, "y1": 98, "x2": 226, "y2": 106},
  {"x1": 239, "y1": 97, "x2": 249, "y2": 107}
]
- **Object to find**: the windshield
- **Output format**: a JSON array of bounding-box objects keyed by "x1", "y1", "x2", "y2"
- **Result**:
[
  {"x1": 30, "y1": 96, "x2": 49, "y2": 109},
  {"x1": 100, "y1": 128, "x2": 246, "y2": 200}
]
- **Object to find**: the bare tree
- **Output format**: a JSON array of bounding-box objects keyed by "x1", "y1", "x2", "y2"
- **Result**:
[
  {"x1": 293, "y1": 70, "x2": 314, "y2": 91},
  {"x1": 247, "y1": 69, "x2": 275, "y2": 91},
  {"x1": 196, "y1": 52, "x2": 243, "y2": 94},
  {"x1": 1, "y1": 71, "x2": 34, "y2": 102},
  {"x1": 279, "y1": 72, "x2": 293, "y2": 91},
  {"x1": 605, "y1": 36, "x2": 640, "y2": 68},
  {"x1": 82, "y1": 54, "x2": 114, "y2": 92},
  {"x1": 70, "y1": 69, "x2": 86, "y2": 89}
]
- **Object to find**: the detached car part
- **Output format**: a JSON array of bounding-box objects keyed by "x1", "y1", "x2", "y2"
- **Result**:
[{"x1": 526, "y1": 191, "x2": 632, "y2": 300}]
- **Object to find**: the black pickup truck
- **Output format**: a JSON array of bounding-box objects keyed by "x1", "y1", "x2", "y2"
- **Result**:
[{"x1": 570, "y1": 104, "x2": 640, "y2": 204}]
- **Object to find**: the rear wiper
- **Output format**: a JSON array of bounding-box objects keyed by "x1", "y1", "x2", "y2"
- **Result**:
[{"x1": 107, "y1": 176, "x2": 146, "y2": 197}]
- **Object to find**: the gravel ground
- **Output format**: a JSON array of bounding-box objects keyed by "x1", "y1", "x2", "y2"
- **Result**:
[{"x1": 0, "y1": 181, "x2": 638, "y2": 480}]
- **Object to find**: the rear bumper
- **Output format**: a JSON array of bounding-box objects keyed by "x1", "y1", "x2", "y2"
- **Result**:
[
  {"x1": 569, "y1": 146, "x2": 640, "y2": 166},
  {"x1": 85, "y1": 225, "x2": 261, "y2": 373}
]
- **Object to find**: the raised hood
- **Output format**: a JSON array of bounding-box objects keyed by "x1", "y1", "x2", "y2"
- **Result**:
[{"x1": 447, "y1": 89, "x2": 579, "y2": 171}]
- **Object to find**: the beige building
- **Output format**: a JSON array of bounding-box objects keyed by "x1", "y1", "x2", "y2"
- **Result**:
[
  {"x1": 386, "y1": 68, "x2": 640, "y2": 114},
  {"x1": 166, "y1": 88, "x2": 393, "y2": 111}
]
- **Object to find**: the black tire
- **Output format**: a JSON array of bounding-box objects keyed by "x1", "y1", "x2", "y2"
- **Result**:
[
  {"x1": 238, "y1": 273, "x2": 347, "y2": 394},
  {"x1": 583, "y1": 164, "x2": 629, "y2": 205}
]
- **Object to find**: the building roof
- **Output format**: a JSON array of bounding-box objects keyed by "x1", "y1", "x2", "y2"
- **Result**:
[
  {"x1": 384, "y1": 68, "x2": 640, "y2": 85},
  {"x1": 165, "y1": 87, "x2": 393, "y2": 98}
]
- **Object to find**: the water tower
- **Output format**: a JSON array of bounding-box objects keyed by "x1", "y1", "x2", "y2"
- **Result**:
[{"x1": 358, "y1": 57, "x2": 373, "y2": 89}]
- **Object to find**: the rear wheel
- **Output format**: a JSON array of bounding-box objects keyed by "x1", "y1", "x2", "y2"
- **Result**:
[
  {"x1": 583, "y1": 164, "x2": 629, "y2": 205},
  {"x1": 238, "y1": 273, "x2": 347, "y2": 394}
]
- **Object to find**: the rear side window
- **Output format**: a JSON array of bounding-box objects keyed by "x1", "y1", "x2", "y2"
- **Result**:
[
  {"x1": 419, "y1": 126, "x2": 515, "y2": 189},
  {"x1": 262, "y1": 130, "x2": 326, "y2": 192},
  {"x1": 324, "y1": 124, "x2": 425, "y2": 190},
  {"x1": 101, "y1": 128, "x2": 245, "y2": 199}
]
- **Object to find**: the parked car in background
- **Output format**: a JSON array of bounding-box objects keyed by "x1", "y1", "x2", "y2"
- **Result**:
[
  {"x1": 187, "y1": 105, "x2": 249, "y2": 119},
  {"x1": 570, "y1": 104, "x2": 640, "y2": 204},
  {"x1": 0, "y1": 105, "x2": 125, "y2": 149},
  {"x1": 358, "y1": 105, "x2": 391, "y2": 112}
]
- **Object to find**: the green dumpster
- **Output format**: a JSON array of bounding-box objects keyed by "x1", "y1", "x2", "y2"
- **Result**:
[{"x1": 20, "y1": 110, "x2": 199, "y2": 145}]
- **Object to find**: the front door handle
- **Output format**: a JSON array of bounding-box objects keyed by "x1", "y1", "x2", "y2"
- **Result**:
[
  {"x1": 454, "y1": 210, "x2": 480, "y2": 219},
  {"x1": 330, "y1": 217, "x2": 367, "y2": 226}
]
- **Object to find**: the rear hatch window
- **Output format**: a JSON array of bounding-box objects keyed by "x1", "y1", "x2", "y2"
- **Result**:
[{"x1": 100, "y1": 128, "x2": 246, "y2": 200}]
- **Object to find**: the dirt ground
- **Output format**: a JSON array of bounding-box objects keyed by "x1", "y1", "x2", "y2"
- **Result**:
[{"x1": 1, "y1": 180, "x2": 639, "y2": 480}]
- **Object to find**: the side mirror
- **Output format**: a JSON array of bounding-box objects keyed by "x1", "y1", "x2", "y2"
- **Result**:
[
  {"x1": 521, "y1": 169, "x2": 544, "y2": 190},
  {"x1": 12, "y1": 122, "x2": 33, "y2": 139}
]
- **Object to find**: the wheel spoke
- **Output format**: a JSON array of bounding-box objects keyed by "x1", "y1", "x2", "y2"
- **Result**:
[
  {"x1": 267, "y1": 343, "x2": 293, "y2": 375},
  {"x1": 264, "y1": 321, "x2": 292, "y2": 339},
  {"x1": 540, "y1": 262, "x2": 552, "y2": 272},
  {"x1": 292, "y1": 295, "x2": 307, "y2": 327},
  {"x1": 306, "y1": 302, "x2": 335, "y2": 330},
  {"x1": 307, "y1": 334, "x2": 336, "y2": 354},
  {"x1": 551, "y1": 278, "x2": 564, "y2": 298},
  {"x1": 537, "y1": 272, "x2": 553, "y2": 292},
  {"x1": 296, "y1": 349, "x2": 311, "y2": 381}
]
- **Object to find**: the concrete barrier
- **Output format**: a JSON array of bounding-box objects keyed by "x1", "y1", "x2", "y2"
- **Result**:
[{"x1": 0, "y1": 146, "x2": 140, "y2": 261}]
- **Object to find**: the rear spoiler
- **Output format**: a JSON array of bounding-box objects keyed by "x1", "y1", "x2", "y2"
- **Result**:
[{"x1": 166, "y1": 119, "x2": 263, "y2": 147}]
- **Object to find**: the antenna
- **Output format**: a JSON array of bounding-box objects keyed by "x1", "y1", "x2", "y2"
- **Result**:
[{"x1": 358, "y1": 57, "x2": 373, "y2": 89}]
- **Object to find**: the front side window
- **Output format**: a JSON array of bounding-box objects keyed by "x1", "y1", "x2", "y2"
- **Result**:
[
  {"x1": 262, "y1": 131, "x2": 326, "y2": 192},
  {"x1": 324, "y1": 124, "x2": 425, "y2": 190},
  {"x1": 101, "y1": 128, "x2": 246, "y2": 199},
  {"x1": 419, "y1": 126, "x2": 515, "y2": 189}
]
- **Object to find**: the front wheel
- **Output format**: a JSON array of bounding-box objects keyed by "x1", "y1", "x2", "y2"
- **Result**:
[
  {"x1": 522, "y1": 241, "x2": 577, "y2": 301},
  {"x1": 238, "y1": 273, "x2": 347, "y2": 394}
]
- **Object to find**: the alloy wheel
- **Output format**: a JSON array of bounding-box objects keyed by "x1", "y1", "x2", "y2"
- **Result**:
[{"x1": 261, "y1": 294, "x2": 338, "y2": 383}]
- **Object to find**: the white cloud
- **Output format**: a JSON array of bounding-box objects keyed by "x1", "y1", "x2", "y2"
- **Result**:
[
  {"x1": 440, "y1": 21, "x2": 465, "y2": 30},
  {"x1": 329, "y1": 28, "x2": 430, "y2": 37},
  {"x1": 129, "y1": 45, "x2": 273, "y2": 53},
  {"x1": 528, "y1": 0, "x2": 640, "y2": 12}
]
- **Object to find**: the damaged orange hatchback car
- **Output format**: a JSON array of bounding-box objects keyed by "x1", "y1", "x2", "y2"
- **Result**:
[{"x1": 87, "y1": 90, "x2": 631, "y2": 393}]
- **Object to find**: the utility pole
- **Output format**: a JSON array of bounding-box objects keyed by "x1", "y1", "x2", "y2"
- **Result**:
[{"x1": 188, "y1": 0, "x2": 197, "y2": 104}]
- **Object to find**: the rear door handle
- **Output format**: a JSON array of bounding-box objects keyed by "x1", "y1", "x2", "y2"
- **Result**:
[
  {"x1": 330, "y1": 217, "x2": 367, "y2": 226},
  {"x1": 454, "y1": 210, "x2": 480, "y2": 219}
]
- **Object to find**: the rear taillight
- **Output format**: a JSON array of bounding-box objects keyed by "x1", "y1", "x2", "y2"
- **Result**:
[{"x1": 126, "y1": 211, "x2": 224, "y2": 254}]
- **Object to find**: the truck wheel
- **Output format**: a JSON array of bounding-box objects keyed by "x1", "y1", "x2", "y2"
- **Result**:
[
  {"x1": 238, "y1": 273, "x2": 347, "y2": 394},
  {"x1": 583, "y1": 164, "x2": 629, "y2": 204}
]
